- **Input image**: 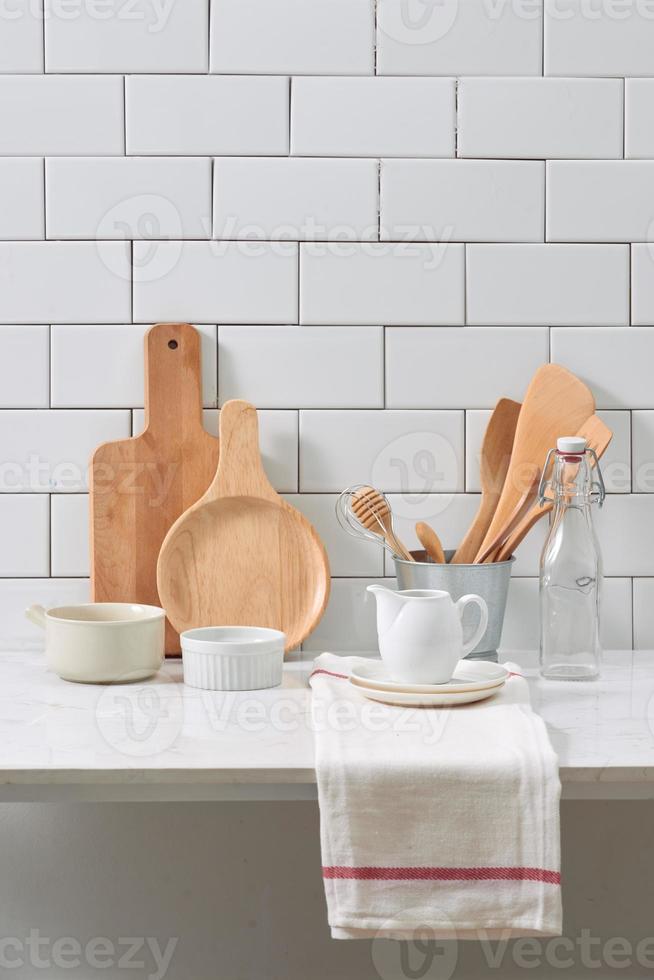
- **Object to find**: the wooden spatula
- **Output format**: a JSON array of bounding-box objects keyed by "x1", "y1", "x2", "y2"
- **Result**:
[
  {"x1": 451, "y1": 398, "x2": 521, "y2": 564},
  {"x1": 90, "y1": 323, "x2": 219, "y2": 654},
  {"x1": 475, "y1": 464, "x2": 541, "y2": 563},
  {"x1": 494, "y1": 414, "x2": 612, "y2": 562},
  {"x1": 475, "y1": 365, "x2": 595, "y2": 561},
  {"x1": 157, "y1": 399, "x2": 330, "y2": 652}
]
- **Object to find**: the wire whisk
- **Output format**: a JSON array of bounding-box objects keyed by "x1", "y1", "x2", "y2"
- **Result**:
[{"x1": 336, "y1": 484, "x2": 414, "y2": 561}]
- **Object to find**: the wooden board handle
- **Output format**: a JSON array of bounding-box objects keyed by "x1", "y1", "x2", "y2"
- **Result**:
[
  {"x1": 208, "y1": 400, "x2": 276, "y2": 501},
  {"x1": 143, "y1": 323, "x2": 203, "y2": 436}
]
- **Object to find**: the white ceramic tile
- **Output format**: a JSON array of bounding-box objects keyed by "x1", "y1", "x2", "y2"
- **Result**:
[
  {"x1": 126, "y1": 75, "x2": 289, "y2": 155},
  {"x1": 45, "y1": 0, "x2": 208, "y2": 72},
  {"x1": 302, "y1": 577, "x2": 388, "y2": 651},
  {"x1": 51, "y1": 324, "x2": 217, "y2": 408},
  {"x1": 132, "y1": 242, "x2": 297, "y2": 325},
  {"x1": 284, "y1": 495, "x2": 383, "y2": 577},
  {"x1": 377, "y1": 0, "x2": 542, "y2": 75},
  {"x1": 631, "y1": 244, "x2": 654, "y2": 325},
  {"x1": 386, "y1": 327, "x2": 548, "y2": 409},
  {"x1": 466, "y1": 245, "x2": 629, "y2": 326},
  {"x1": 291, "y1": 77, "x2": 456, "y2": 157},
  {"x1": 625, "y1": 79, "x2": 654, "y2": 159},
  {"x1": 0, "y1": 243, "x2": 131, "y2": 324},
  {"x1": 0, "y1": 76, "x2": 124, "y2": 155},
  {"x1": 381, "y1": 160, "x2": 544, "y2": 244},
  {"x1": 211, "y1": 0, "x2": 374, "y2": 74},
  {"x1": 634, "y1": 579, "x2": 654, "y2": 648},
  {"x1": 544, "y1": 0, "x2": 654, "y2": 76},
  {"x1": 551, "y1": 328, "x2": 654, "y2": 410},
  {"x1": 213, "y1": 158, "x2": 378, "y2": 241},
  {"x1": 218, "y1": 326, "x2": 383, "y2": 409},
  {"x1": 0, "y1": 496, "x2": 49, "y2": 576},
  {"x1": 300, "y1": 243, "x2": 464, "y2": 325},
  {"x1": 51, "y1": 494, "x2": 88, "y2": 577},
  {"x1": 0, "y1": 325, "x2": 49, "y2": 408},
  {"x1": 46, "y1": 158, "x2": 212, "y2": 240},
  {"x1": 500, "y1": 577, "x2": 632, "y2": 653},
  {"x1": 299, "y1": 410, "x2": 464, "y2": 493},
  {"x1": 595, "y1": 411, "x2": 632, "y2": 495},
  {"x1": 632, "y1": 413, "x2": 654, "y2": 493},
  {"x1": 458, "y1": 78, "x2": 623, "y2": 159},
  {"x1": 465, "y1": 411, "x2": 493, "y2": 494},
  {"x1": 0, "y1": 159, "x2": 43, "y2": 239},
  {"x1": 0, "y1": 410, "x2": 130, "y2": 492},
  {"x1": 133, "y1": 408, "x2": 299, "y2": 492},
  {"x1": 547, "y1": 163, "x2": 654, "y2": 243},
  {"x1": 0, "y1": 0, "x2": 43, "y2": 72},
  {"x1": 0, "y1": 578, "x2": 90, "y2": 651},
  {"x1": 595, "y1": 496, "x2": 654, "y2": 577}
]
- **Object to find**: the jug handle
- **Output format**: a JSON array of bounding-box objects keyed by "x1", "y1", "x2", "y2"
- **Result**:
[{"x1": 456, "y1": 595, "x2": 488, "y2": 657}]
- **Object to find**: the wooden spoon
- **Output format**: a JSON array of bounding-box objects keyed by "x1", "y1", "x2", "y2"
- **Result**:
[
  {"x1": 494, "y1": 414, "x2": 612, "y2": 562},
  {"x1": 450, "y1": 398, "x2": 521, "y2": 564},
  {"x1": 351, "y1": 486, "x2": 414, "y2": 561},
  {"x1": 157, "y1": 399, "x2": 330, "y2": 652},
  {"x1": 416, "y1": 522, "x2": 446, "y2": 563},
  {"x1": 475, "y1": 365, "x2": 595, "y2": 560}
]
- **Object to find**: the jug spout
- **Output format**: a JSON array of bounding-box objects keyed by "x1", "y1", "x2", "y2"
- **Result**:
[
  {"x1": 366, "y1": 584, "x2": 408, "y2": 605},
  {"x1": 366, "y1": 584, "x2": 410, "y2": 635}
]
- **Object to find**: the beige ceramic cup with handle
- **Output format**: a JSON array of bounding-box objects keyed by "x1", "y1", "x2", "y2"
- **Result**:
[{"x1": 25, "y1": 603, "x2": 165, "y2": 684}]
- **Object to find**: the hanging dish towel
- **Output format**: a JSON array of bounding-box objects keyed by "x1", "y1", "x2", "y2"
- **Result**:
[{"x1": 309, "y1": 653, "x2": 561, "y2": 941}]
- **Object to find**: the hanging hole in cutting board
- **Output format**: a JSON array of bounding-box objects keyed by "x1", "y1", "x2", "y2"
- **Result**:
[{"x1": 168, "y1": 339, "x2": 178, "y2": 350}]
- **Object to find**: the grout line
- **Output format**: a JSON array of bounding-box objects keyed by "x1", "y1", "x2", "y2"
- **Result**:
[
  {"x1": 41, "y1": 158, "x2": 46, "y2": 239},
  {"x1": 129, "y1": 241, "x2": 134, "y2": 324},
  {"x1": 206, "y1": 0, "x2": 211, "y2": 72},
  {"x1": 622, "y1": 77, "x2": 626, "y2": 159},
  {"x1": 454, "y1": 78, "x2": 459, "y2": 158},
  {"x1": 122, "y1": 75, "x2": 127, "y2": 156},
  {"x1": 287, "y1": 76, "x2": 292, "y2": 156},
  {"x1": 377, "y1": 158, "x2": 381, "y2": 241},
  {"x1": 463, "y1": 244, "x2": 467, "y2": 324},
  {"x1": 47, "y1": 323, "x2": 52, "y2": 407},
  {"x1": 373, "y1": 0, "x2": 378, "y2": 75},
  {"x1": 47, "y1": 493, "x2": 52, "y2": 577}
]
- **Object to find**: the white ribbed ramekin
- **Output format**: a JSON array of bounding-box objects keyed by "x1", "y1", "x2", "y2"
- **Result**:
[{"x1": 180, "y1": 626, "x2": 285, "y2": 691}]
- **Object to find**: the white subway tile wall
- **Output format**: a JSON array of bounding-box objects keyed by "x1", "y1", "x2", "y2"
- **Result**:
[{"x1": 1, "y1": 1, "x2": 653, "y2": 651}]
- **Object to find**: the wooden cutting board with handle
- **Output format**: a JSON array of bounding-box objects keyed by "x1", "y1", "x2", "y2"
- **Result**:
[
  {"x1": 157, "y1": 399, "x2": 330, "y2": 653},
  {"x1": 476, "y1": 365, "x2": 595, "y2": 559},
  {"x1": 90, "y1": 323, "x2": 219, "y2": 654}
]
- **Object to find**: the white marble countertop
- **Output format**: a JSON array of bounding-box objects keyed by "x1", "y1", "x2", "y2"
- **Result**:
[{"x1": 0, "y1": 650, "x2": 653, "y2": 801}]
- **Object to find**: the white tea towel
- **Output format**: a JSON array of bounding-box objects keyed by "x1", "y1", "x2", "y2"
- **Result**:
[{"x1": 309, "y1": 654, "x2": 561, "y2": 941}]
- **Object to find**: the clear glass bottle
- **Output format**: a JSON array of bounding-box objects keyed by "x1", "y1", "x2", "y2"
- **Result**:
[{"x1": 539, "y1": 436, "x2": 605, "y2": 681}]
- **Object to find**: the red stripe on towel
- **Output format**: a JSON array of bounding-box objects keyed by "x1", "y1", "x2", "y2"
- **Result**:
[
  {"x1": 309, "y1": 668, "x2": 349, "y2": 681},
  {"x1": 323, "y1": 866, "x2": 560, "y2": 885}
]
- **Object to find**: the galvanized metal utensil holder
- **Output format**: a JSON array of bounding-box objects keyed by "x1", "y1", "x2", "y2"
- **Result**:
[{"x1": 393, "y1": 551, "x2": 515, "y2": 661}]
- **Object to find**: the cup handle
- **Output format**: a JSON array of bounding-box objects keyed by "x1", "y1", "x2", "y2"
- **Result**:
[
  {"x1": 25, "y1": 604, "x2": 47, "y2": 629},
  {"x1": 456, "y1": 594, "x2": 489, "y2": 657}
]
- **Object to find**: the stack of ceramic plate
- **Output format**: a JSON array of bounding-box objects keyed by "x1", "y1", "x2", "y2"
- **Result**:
[{"x1": 349, "y1": 660, "x2": 509, "y2": 707}]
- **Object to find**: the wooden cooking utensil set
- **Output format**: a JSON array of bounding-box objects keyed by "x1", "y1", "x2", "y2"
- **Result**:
[
  {"x1": 90, "y1": 324, "x2": 330, "y2": 655},
  {"x1": 340, "y1": 365, "x2": 613, "y2": 568}
]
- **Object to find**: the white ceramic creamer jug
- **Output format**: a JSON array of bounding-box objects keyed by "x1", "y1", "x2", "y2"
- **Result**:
[{"x1": 366, "y1": 586, "x2": 489, "y2": 684}]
